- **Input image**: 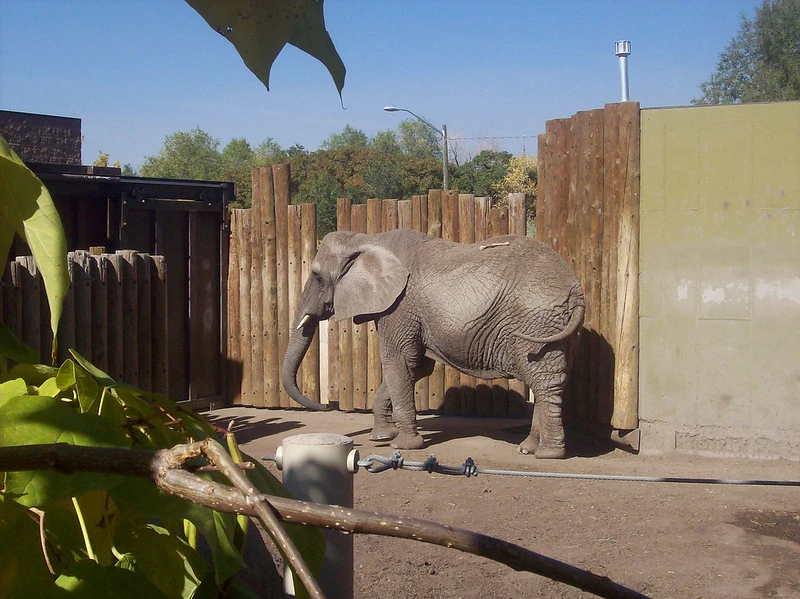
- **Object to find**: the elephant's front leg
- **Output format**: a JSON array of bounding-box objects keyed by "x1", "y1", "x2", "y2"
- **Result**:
[
  {"x1": 382, "y1": 361, "x2": 425, "y2": 450},
  {"x1": 369, "y1": 381, "x2": 398, "y2": 441}
]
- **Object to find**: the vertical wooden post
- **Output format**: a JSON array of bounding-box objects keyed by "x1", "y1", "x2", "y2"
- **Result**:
[
  {"x1": 426, "y1": 190, "x2": 444, "y2": 410},
  {"x1": 489, "y1": 207, "x2": 510, "y2": 416},
  {"x1": 227, "y1": 210, "x2": 243, "y2": 404},
  {"x1": 410, "y1": 194, "x2": 429, "y2": 412},
  {"x1": 337, "y1": 198, "x2": 354, "y2": 411},
  {"x1": 249, "y1": 171, "x2": 266, "y2": 407},
  {"x1": 257, "y1": 167, "x2": 281, "y2": 408},
  {"x1": 288, "y1": 205, "x2": 304, "y2": 403},
  {"x1": 71, "y1": 251, "x2": 92, "y2": 363},
  {"x1": 273, "y1": 163, "x2": 291, "y2": 407},
  {"x1": 136, "y1": 253, "x2": 153, "y2": 392},
  {"x1": 151, "y1": 255, "x2": 169, "y2": 396},
  {"x1": 457, "y1": 194, "x2": 477, "y2": 415},
  {"x1": 507, "y1": 193, "x2": 530, "y2": 417},
  {"x1": 90, "y1": 253, "x2": 109, "y2": 375},
  {"x1": 611, "y1": 102, "x2": 640, "y2": 431},
  {"x1": 300, "y1": 203, "x2": 320, "y2": 404},
  {"x1": 382, "y1": 199, "x2": 398, "y2": 232},
  {"x1": 350, "y1": 204, "x2": 369, "y2": 410},
  {"x1": 473, "y1": 197, "x2": 493, "y2": 416},
  {"x1": 441, "y1": 190, "x2": 461, "y2": 412},
  {"x1": 397, "y1": 199, "x2": 412, "y2": 229},
  {"x1": 106, "y1": 253, "x2": 124, "y2": 383},
  {"x1": 365, "y1": 198, "x2": 383, "y2": 410},
  {"x1": 508, "y1": 193, "x2": 527, "y2": 237},
  {"x1": 587, "y1": 108, "x2": 606, "y2": 423}
]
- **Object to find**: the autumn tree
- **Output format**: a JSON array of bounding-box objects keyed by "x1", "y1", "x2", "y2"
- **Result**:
[
  {"x1": 493, "y1": 154, "x2": 537, "y2": 211},
  {"x1": 693, "y1": 0, "x2": 800, "y2": 104}
]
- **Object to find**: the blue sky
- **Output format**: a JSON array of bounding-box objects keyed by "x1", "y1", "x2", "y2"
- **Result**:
[{"x1": 1, "y1": 1, "x2": 760, "y2": 170}]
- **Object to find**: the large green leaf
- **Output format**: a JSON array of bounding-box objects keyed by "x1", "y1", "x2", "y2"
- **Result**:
[
  {"x1": 0, "y1": 495, "x2": 60, "y2": 599},
  {"x1": 0, "y1": 136, "x2": 68, "y2": 362},
  {"x1": 55, "y1": 560, "x2": 171, "y2": 598},
  {"x1": 0, "y1": 396, "x2": 127, "y2": 506},
  {"x1": 115, "y1": 522, "x2": 206, "y2": 599},
  {"x1": 186, "y1": 0, "x2": 345, "y2": 95}
]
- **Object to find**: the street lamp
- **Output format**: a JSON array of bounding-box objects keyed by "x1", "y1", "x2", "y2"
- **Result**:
[{"x1": 383, "y1": 105, "x2": 449, "y2": 191}]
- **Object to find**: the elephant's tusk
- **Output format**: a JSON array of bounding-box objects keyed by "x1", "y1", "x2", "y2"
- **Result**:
[
  {"x1": 296, "y1": 314, "x2": 313, "y2": 330},
  {"x1": 480, "y1": 241, "x2": 511, "y2": 250}
]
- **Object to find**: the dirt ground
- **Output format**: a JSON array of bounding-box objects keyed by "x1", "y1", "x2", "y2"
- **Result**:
[{"x1": 207, "y1": 407, "x2": 800, "y2": 599}]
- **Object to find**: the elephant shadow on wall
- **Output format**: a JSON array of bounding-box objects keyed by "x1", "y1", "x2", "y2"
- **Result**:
[{"x1": 561, "y1": 327, "x2": 619, "y2": 451}]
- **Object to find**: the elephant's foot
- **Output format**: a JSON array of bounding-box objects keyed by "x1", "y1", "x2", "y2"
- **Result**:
[
  {"x1": 518, "y1": 433, "x2": 540, "y2": 455},
  {"x1": 391, "y1": 431, "x2": 425, "y2": 450},
  {"x1": 369, "y1": 423, "x2": 399, "y2": 442}
]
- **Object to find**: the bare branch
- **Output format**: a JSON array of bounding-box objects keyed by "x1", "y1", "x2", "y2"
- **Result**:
[{"x1": 0, "y1": 442, "x2": 648, "y2": 599}]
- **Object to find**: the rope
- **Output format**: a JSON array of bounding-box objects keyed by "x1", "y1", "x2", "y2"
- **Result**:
[{"x1": 353, "y1": 452, "x2": 800, "y2": 487}]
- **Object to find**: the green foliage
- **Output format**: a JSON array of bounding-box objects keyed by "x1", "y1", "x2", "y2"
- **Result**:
[
  {"x1": 220, "y1": 138, "x2": 257, "y2": 209},
  {"x1": 319, "y1": 125, "x2": 370, "y2": 150},
  {"x1": 451, "y1": 149, "x2": 514, "y2": 199},
  {"x1": 398, "y1": 119, "x2": 442, "y2": 159},
  {"x1": 0, "y1": 348, "x2": 325, "y2": 598},
  {"x1": 0, "y1": 137, "x2": 324, "y2": 596},
  {"x1": 693, "y1": 0, "x2": 800, "y2": 104},
  {"x1": 186, "y1": 0, "x2": 345, "y2": 96},
  {"x1": 0, "y1": 136, "x2": 69, "y2": 363},
  {"x1": 140, "y1": 128, "x2": 222, "y2": 181}
]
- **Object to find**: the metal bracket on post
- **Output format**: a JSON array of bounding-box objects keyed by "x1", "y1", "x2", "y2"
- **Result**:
[{"x1": 275, "y1": 433, "x2": 359, "y2": 599}]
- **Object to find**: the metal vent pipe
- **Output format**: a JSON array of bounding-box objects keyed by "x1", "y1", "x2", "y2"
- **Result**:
[{"x1": 615, "y1": 40, "x2": 631, "y2": 102}]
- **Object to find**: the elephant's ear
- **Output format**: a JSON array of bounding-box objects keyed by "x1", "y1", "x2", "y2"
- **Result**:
[{"x1": 333, "y1": 245, "x2": 409, "y2": 322}]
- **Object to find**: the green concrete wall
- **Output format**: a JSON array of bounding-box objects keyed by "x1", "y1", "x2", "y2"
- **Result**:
[{"x1": 639, "y1": 102, "x2": 800, "y2": 459}]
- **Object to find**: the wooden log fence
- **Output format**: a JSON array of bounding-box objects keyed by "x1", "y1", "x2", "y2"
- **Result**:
[
  {"x1": 0, "y1": 249, "x2": 168, "y2": 394},
  {"x1": 231, "y1": 105, "x2": 640, "y2": 429},
  {"x1": 227, "y1": 165, "x2": 531, "y2": 416},
  {"x1": 537, "y1": 102, "x2": 640, "y2": 432}
]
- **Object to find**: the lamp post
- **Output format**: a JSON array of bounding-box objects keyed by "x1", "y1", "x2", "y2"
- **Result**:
[{"x1": 383, "y1": 105, "x2": 449, "y2": 190}]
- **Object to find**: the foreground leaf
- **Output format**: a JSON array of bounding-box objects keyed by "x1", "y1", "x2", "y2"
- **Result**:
[
  {"x1": 0, "y1": 495, "x2": 59, "y2": 598},
  {"x1": 0, "y1": 136, "x2": 68, "y2": 362},
  {"x1": 186, "y1": 0, "x2": 345, "y2": 95},
  {"x1": 55, "y1": 560, "x2": 170, "y2": 598},
  {"x1": 0, "y1": 396, "x2": 127, "y2": 506}
]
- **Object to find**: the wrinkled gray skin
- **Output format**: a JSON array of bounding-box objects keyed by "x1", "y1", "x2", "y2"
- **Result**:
[{"x1": 282, "y1": 229, "x2": 584, "y2": 458}]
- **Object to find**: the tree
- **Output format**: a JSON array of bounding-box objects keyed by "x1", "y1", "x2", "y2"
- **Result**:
[
  {"x1": 398, "y1": 118, "x2": 441, "y2": 159},
  {"x1": 254, "y1": 137, "x2": 289, "y2": 166},
  {"x1": 451, "y1": 149, "x2": 513, "y2": 199},
  {"x1": 220, "y1": 137, "x2": 256, "y2": 207},
  {"x1": 493, "y1": 154, "x2": 538, "y2": 213},
  {"x1": 693, "y1": 0, "x2": 800, "y2": 104},
  {"x1": 293, "y1": 170, "x2": 344, "y2": 236},
  {"x1": 371, "y1": 129, "x2": 402, "y2": 154},
  {"x1": 319, "y1": 124, "x2": 369, "y2": 150},
  {"x1": 139, "y1": 128, "x2": 221, "y2": 180}
]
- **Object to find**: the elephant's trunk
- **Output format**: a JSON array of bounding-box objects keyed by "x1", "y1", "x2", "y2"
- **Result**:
[{"x1": 281, "y1": 315, "x2": 329, "y2": 411}]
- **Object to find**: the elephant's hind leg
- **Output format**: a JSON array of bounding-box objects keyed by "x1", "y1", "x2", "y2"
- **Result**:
[{"x1": 519, "y1": 347, "x2": 568, "y2": 459}]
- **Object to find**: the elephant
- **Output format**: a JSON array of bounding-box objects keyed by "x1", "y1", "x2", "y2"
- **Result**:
[{"x1": 281, "y1": 228, "x2": 585, "y2": 458}]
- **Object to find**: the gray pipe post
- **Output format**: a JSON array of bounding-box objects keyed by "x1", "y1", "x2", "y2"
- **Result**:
[
  {"x1": 615, "y1": 40, "x2": 631, "y2": 102},
  {"x1": 275, "y1": 433, "x2": 360, "y2": 599}
]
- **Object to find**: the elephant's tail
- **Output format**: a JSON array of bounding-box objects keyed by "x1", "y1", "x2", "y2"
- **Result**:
[{"x1": 514, "y1": 285, "x2": 585, "y2": 345}]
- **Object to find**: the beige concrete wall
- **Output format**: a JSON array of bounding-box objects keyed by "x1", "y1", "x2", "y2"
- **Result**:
[{"x1": 639, "y1": 102, "x2": 800, "y2": 460}]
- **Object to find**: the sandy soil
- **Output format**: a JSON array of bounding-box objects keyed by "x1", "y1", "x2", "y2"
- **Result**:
[{"x1": 208, "y1": 407, "x2": 800, "y2": 599}]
